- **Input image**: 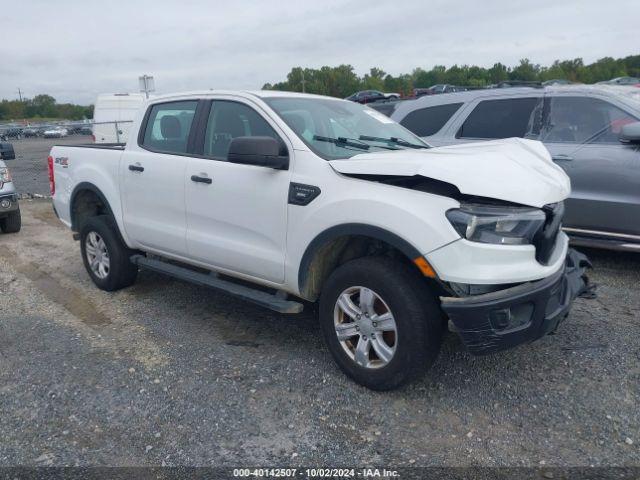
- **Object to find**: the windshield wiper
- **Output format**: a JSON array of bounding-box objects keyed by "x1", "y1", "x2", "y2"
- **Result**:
[
  {"x1": 359, "y1": 135, "x2": 429, "y2": 149},
  {"x1": 313, "y1": 135, "x2": 370, "y2": 150}
]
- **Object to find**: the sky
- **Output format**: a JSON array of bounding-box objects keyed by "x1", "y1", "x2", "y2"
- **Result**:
[{"x1": 1, "y1": 0, "x2": 638, "y2": 105}]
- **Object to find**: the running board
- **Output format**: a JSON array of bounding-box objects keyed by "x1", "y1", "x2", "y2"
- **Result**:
[{"x1": 130, "y1": 255, "x2": 303, "y2": 314}]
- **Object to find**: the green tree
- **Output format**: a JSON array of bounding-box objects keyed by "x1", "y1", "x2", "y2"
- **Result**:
[
  {"x1": 488, "y1": 63, "x2": 509, "y2": 83},
  {"x1": 510, "y1": 58, "x2": 540, "y2": 81}
]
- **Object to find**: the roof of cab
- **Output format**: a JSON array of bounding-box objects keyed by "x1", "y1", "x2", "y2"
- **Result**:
[{"x1": 143, "y1": 90, "x2": 345, "y2": 103}]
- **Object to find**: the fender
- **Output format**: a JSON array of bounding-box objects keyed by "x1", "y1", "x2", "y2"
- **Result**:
[
  {"x1": 297, "y1": 223, "x2": 422, "y2": 294},
  {"x1": 69, "y1": 182, "x2": 116, "y2": 230}
]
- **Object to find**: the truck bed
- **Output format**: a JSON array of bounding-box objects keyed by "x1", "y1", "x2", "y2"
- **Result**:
[{"x1": 50, "y1": 142, "x2": 126, "y2": 229}]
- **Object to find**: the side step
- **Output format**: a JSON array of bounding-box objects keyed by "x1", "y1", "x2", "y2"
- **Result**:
[{"x1": 130, "y1": 255, "x2": 304, "y2": 314}]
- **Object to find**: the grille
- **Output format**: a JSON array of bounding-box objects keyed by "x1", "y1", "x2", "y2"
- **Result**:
[{"x1": 534, "y1": 202, "x2": 564, "y2": 265}]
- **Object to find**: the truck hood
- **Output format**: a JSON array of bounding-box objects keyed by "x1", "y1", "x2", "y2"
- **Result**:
[{"x1": 328, "y1": 138, "x2": 570, "y2": 208}]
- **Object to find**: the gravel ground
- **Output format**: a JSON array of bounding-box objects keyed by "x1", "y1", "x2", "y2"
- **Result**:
[
  {"x1": 0, "y1": 199, "x2": 638, "y2": 468},
  {"x1": 4, "y1": 136, "x2": 92, "y2": 196}
]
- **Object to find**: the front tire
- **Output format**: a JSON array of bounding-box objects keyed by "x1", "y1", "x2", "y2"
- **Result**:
[
  {"x1": 319, "y1": 257, "x2": 443, "y2": 390},
  {"x1": 0, "y1": 209, "x2": 21, "y2": 233},
  {"x1": 80, "y1": 216, "x2": 138, "y2": 291}
]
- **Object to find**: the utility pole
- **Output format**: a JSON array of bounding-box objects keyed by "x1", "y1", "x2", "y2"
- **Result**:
[
  {"x1": 301, "y1": 70, "x2": 306, "y2": 93},
  {"x1": 138, "y1": 75, "x2": 155, "y2": 99},
  {"x1": 17, "y1": 88, "x2": 23, "y2": 102}
]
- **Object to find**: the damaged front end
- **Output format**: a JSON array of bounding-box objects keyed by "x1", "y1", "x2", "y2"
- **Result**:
[{"x1": 440, "y1": 249, "x2": 594, "y2": 355}]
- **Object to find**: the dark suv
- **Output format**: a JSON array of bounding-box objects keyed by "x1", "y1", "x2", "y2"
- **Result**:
[
  {"x1": 345, "y1": 90, "x2": 392, "y2": 104},
  {"x1": 391, "y1": 85, "x2": 640, "y2": 252}
]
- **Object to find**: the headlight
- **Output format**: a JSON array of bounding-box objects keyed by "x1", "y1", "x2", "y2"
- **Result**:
[
  {"x1": 0, "y1": 167, "x2": 11, "y2": 187},
  {"x1": 446, "y1": 204, "x2": 546, "y2": 245}
]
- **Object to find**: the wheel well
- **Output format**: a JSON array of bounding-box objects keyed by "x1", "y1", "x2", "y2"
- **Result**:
[
  {"x1": 71, "y1": 187, "x2": 111, "y2": 231},
  {"x1": 299, "y1": 234, "x2": 422, "y2": 301}
]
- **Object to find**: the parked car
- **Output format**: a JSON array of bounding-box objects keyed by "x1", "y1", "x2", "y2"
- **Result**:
[
  {"x1": 79, "y1": 125, "x2": 93, "y2": 135},
  {"x1": 597, "y1": 77, "x2": 640, "y2": 86},
  {"x1": 492, "y1": 81, "x2": 543, "y2": 89},
  {"x1": 64, "y1": 123, "x2": 84, "y2": 135},
  {"x1": 43, "y1": 127, "x2": 69, "y2": 138},
  {"x1": 36, "y1": 126, "x2": 51, "y2": 137},
  {"x1": 48, "y1": 90, "x2": 590, "y2": 390},
  {"x1": 0, "y1": 143, "x2": 21, "y2": 233},
  {"x1": 391, "y1": 85, "x2": 640, "y2": 252},
  {"x1": 345, "y1": 90, "x2": 398, "y2": 104},
  {"x1": 542, "y1": 79, "x2": 573, "y2": 86},
  {"x1": 22, "y1": 127, "x2": 40, "y2": 137},
  {"x1": 414, "y1": 85, "x2": 467, "y2": 97},
  {"x1": 0, "y1": 127, "x2": 23, "y2": 140}
]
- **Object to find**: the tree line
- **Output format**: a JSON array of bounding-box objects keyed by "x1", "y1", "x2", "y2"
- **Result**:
[
  {"x1": 0, "y1": 94, "x2": 93, "y2": 122},
  {"x1": 2, "y1": 54, "x2": 637, "y2": 121},
  {"x1": 263, "y1": 55, "x2": 640, "y2": 98}
]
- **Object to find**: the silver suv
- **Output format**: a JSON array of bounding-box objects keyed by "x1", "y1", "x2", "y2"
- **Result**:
[
  {"x1": 391, "y1": 85, "x2": 640, "y2": 252},
  {"x1": 0, "y1": 143, "x2": 21, "y2": 233}
]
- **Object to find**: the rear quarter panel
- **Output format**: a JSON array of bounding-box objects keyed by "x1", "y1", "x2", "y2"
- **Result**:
[{"x1": 51, "y1": 146, "x2": 130, "y2": 243}]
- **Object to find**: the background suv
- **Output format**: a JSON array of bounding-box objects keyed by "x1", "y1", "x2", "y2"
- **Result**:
[
  {"x1": 0, "y1": 143, "x2": 21, "y2": 233},
  {"x1": 391, "y1": 85, "x2": 640, "y2": 252},
  {"x1": 345, "y1": 90, "x2": 399, "y2": 104}
]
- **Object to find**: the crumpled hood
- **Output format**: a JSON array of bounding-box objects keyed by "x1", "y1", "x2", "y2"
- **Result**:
[{"x1": 329, "y1": 138, "x2": 570, "y2": 208}]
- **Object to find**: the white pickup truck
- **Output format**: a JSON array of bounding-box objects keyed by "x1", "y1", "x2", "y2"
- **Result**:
[{"x1": 49, "y1": 91, "x2": 591, "y2": 390}]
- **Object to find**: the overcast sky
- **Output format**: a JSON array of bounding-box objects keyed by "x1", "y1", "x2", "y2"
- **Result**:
[{"x1": 1, "y1": 0, "x2": 638, "y2": 104}]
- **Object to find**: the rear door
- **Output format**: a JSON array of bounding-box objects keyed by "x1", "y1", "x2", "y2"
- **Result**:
[
  {"x1": 120, "y1": 99, "x2": 199, "y2": 256},
  {"x1": 453, "y1": 95, "x2": 543, "y2": 145},
  {"x1": 540, "y1": 94, "x2": 640, "y2": 236},
  {"x1": 397, "y1": 101, "x2": 466, "y2": 146},
  {"x1": 184, "y1": 98, "x2": 292, "y2": 283}
]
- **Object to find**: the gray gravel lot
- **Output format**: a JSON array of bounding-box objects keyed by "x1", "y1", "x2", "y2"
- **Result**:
[
  {"x1": 0, "y1": 199, "x2": 638, "y2": 468},
  {"x1": 4, "y1": 136, "x2": 92, "y2": 196}
]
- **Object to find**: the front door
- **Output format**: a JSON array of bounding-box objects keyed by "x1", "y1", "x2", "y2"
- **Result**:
[
  {"x1": 185, "y1": 99, "x2": 292, "y2": 283},
  {"x1": 540, "y1": 95, "x2": 640, "y2": 236}
]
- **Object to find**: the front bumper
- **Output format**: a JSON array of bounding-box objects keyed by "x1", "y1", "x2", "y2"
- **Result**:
[
  {"x1": 0, "y1": 193, "x2": 19, "y2": 216},
  {"x1": 440, "y1": 248, "x2": 592, "y2": 355}
]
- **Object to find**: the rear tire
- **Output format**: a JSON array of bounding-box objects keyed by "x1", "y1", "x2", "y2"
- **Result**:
[
  {"x1": 80, "y1": 215, "x2": 138, "y2": 291},
  {"x1": 0, "y1": 209, "x2": 21, "y2": 233},
  {"x1": 319, "y1": 256, "x2": 443, "y2": 390}
]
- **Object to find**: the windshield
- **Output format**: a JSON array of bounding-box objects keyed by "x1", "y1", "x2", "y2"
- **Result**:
[{"x1": 264, "y1": 97, "x2": 429, "y2": 160}]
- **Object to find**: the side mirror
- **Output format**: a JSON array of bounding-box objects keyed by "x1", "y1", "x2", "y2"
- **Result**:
[
  {"x1": 227, "y1": 136, "x2": 288, "y2": 170},
  {"x1": 0, "y1": 142, "x2": 15, "y2": 161},
  {"x1": 619, "y1": 122, "x2": 640, "y2": 144}
]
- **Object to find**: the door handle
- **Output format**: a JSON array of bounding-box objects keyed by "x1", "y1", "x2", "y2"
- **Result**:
[
  {"x1": 552, "y1": 154, "x2": 573, "y2": 162},
  {"x1": 128, "y1": 164, "x2": 144, "y2": 172},
  {"x1": 191, "y1": 175, "x2": 212, "y2": 184}
]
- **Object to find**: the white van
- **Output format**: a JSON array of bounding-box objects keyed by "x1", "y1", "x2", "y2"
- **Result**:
[{"x1": 92, "y1": 93, "x2": 146, "y2": 143}]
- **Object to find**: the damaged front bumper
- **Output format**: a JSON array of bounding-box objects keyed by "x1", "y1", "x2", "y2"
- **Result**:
[{"x1": 440, "y1": 248, "x2": 592, "y2": 355}]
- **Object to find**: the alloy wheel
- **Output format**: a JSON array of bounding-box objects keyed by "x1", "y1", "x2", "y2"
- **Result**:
[
  {"x1": 85, "y1": 231, "x2": 110, "y2": 279},
  {"x1": 333, "y1": 286, "x2": 398, "y2": 369}
]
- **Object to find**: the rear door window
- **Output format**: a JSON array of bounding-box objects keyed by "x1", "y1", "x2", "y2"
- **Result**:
[
  {"x1": 141, "y1": 101, "x2": 198, "y2": 154},
  {"x1": 457, "y1": 97, "x2": 540, "y2": 139},
  {"x1": 540, "y1": 96, "x2": 638, "y2": 144},
  {"x1": 400, "y1": 102, "x2": 464, "y2": 136}
]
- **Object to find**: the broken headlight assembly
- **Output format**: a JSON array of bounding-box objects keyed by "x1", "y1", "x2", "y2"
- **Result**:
[{"x1": 446, "y1": 204, "x2": 546, "y2": 245}]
